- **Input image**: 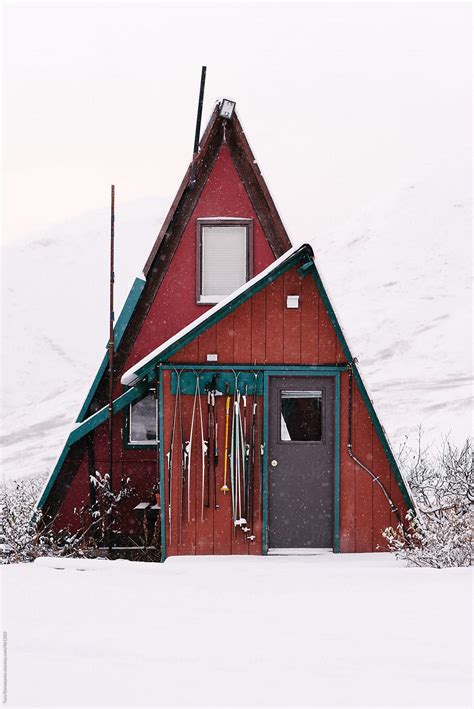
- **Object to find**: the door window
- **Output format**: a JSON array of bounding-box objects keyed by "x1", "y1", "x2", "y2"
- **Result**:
[{"x1": 280, "y1": 390, "x2": 322, "y2": 442}]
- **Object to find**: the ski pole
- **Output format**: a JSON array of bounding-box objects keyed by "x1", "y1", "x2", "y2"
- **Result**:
[
  {"x1": 221, "y1": 384, "x2": 231, "y2": 494},
  {"x1": 246, "y1": 397, "x2": 258, "y2": 541},
  {"x1": 212, "y1": 392, "x2": 219, "y2": 509},
  {"x1": 179, "y1": 373, "x2": 187, "y2": 543},
  {"x1": 167, "y1": 368, "x2": 180, "y2": 545},
  {"x1": 197, "y1": 374, "x2": 207, "y2": 522},
  {"x1": 234, "y1": 389, "x2": 246, "y2": 528},
  {"x1": 237, "y1": 390, "x2": 247, "y2": 529},
  {"x1": 254, "y1": 371, "x2": 264, "y2": 522},
  {"x1": 185, "y1": 373, "x2": 199, "y2": 523},
  {"x1": 243, "y1": 384, "x2": 250, "y2": 520},
  {"x1": 205, "y1": 387, "x2": 211, "y2": 507},
  {"x1": 229, "y1": 390, "x2": 236, "y2": 529}
]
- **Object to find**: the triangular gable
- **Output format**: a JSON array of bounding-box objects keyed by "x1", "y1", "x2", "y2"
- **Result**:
[
  {"x1": 82, "y1": 101, "x2": 292, "y2": 420},
  {"x1": 143, "y1": 103, "x2": 292, "y2": 277}
]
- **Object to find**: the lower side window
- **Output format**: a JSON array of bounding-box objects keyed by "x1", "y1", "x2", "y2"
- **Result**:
[{"x1": 129, "y1": 392, "x2": 158, "y2": 445}]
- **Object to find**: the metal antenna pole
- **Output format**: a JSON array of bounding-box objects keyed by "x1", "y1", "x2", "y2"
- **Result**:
[
  {"x1": 108, "y1": 184, "x2": 115, "y2": 554},
  {"x1": 190, "y1": 66, "x2": 207, "y2": 183}
]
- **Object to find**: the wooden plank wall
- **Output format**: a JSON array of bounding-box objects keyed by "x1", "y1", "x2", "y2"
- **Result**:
[
  {"x1": 162, "y1": 369, "x2": 264, "y2": 556},
  {"x1": 164, "y1": 265, "x2": 407, "y2": 554},
  {"x1": 53, "y1": 264, "x2": 408, "y2": 553},
  {"x1": 171, "y1": 268, "x2": 344, "y2": 368}
]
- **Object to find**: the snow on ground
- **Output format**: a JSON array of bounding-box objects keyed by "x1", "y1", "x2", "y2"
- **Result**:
[{"x1": 1, "y1": 554, "x2": 472, "y2": 708}]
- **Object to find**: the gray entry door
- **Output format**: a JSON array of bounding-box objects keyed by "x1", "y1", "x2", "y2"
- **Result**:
[{"x1": 268, "y1": 376, "x2": 335, "y2": 549}]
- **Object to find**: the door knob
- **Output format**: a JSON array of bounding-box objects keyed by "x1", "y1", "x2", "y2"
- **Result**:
[{"x1": 271, "y1": 459, "x2": 278, "y2": 467}]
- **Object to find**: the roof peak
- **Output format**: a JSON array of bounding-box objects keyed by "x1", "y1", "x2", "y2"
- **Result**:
[{"x1": 142, "y1": 102, "x2": 292, "y2": 277}]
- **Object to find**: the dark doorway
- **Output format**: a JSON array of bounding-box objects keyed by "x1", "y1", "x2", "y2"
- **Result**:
[{"x1": 268, "y1": 376, "x2": 335, "y2": 549}]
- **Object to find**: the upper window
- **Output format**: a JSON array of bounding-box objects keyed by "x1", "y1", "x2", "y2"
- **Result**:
[
  {"x1": 197, "y1": 219, "x2": 253, "y2": 303},
  {"x1": 128, "y1": 392, "x2": 158, "y2": 446}
]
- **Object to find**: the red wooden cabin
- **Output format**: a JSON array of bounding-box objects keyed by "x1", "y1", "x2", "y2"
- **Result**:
[{"x1": 37, "y1": 100, "x2": 412, "y2": 559}]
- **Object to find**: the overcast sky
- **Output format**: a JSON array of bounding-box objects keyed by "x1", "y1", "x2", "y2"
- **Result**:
[{"x1": 2, "y1": 1, "x2": 471, "y2": 245}]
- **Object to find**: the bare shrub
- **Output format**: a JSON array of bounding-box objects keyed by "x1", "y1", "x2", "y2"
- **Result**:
[
  {"x1": 1, "y1": 471, "x2": 134, "y2": 564},
  {"x1": 383, "y1": 433, "x2": 473, "y2": 568},
  {"x1": 0, "y1": 475, "x2": 51, "y2": 563}
]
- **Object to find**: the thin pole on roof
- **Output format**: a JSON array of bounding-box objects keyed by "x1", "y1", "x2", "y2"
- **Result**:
[
  {"x1": 108, "y1": 184, "x2": 115, "y2": 555},
  {"x1": 190, "y1": 66, "x2": 207, "y2": 184}
]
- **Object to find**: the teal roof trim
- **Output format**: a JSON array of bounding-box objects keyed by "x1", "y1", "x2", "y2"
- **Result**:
[
  {"x1": 37, "y1": 380, "x2": 149, "y2": 510},
  {"x1": 126, "y1": 246, "x2": 310, "y2": 383},
  {"x1": 76, "y1": 277, "x2": 146, "y2": 423},
  {"x1": 309, "y1": 263, "x2": 414, "y2": 510}
]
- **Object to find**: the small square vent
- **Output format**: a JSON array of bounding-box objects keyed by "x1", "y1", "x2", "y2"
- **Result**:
[{"x1": 286, "y1": 295, "x2": 300, "y2": 309}]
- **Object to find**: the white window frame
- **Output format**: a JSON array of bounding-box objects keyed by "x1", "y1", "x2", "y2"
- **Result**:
[
  {"x1": 128, "y1": 391, "x2": 159, "y2": 446},
  {"x1": 196, "y1": 218, "x2": 253, "y2": 304}
]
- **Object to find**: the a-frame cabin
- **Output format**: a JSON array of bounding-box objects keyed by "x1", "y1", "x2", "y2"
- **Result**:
[{"x1": 37, "y1": 100, "x2": 412, "y2": 559}]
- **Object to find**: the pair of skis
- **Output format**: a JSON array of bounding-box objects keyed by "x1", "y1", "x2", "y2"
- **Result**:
[
  {"x1": 167, "y1": 370, "x2": 220, "y2": 543},
  {"x1": 167, "y1": 369, "x2": 262, "y2": 546},
  {"x1": 166, "y1": 369, "x2": 198, "y2": 545},
  {"x1": 187, "y1": 373, "x2": 219, "y2": 526},
  {"x1": 227, "y1": 373, "x2": 259, "y2": 541},
  {"x1": 203, "y1": 375, "x2": 219, "y2": 518},
  {"x1": 165, "y1": 368, "x2": 183, "y2": 546}
]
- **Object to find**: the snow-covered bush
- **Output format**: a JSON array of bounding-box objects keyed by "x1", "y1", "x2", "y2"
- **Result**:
[
  {"x1": 69, "y1": 471, "x2": 134, "y2": 550},
  {"x1": 383, "y1": 435, "x2": 473, "y2": 568},
  {"x1": 1, "y1": 471, "x2": 134, "y2": 564},
  {"x1": 0, "y1": 474, "x2": 52, "y2": 563}
]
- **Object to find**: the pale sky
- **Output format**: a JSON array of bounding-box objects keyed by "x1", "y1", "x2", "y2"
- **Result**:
[{"x1": 2, "y1": 0, "x2": 471, "y2": 244}]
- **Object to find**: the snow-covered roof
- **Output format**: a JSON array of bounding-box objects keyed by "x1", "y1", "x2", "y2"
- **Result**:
[{"x1": 121, "y1": 242, "x2": 311, "y2": 386}]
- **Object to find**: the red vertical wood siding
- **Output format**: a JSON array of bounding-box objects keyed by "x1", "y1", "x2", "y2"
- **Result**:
[
  {"x1": 251, "y1": 289, "x2": 266, "y2": 363},
  {"x1": 339, "y1": 372, "x2": 356, "y2": 552},
  {"x1": 371, "y1": 429, "x2": 392, "y2": 550},
  {"x1": 216, "y1": 315, "x2": 234, "y2": 363},
  {"x1": 265, "y1": 278, "x2": 284, "y2": 363},
  {"x1": 283, "y1": 270, "x2": 302, "y2": 364},
  {"x1": 162, "y1": 265, "x2": 407, "y2": 556},
  {"x1": 120, "y1": 144, "x2": 274, "y2": 384},
  {"x1": 55, "y1": 258, "x2": 409, "y2": 554},
  {"x1": 233, "y1": 299, "x2": 252, "y2": 362},
  {"x1": 300, "y1": 274, "x2": 319, "y2": 363},
  {"x1": 353, "y1": 384, "x2": 374, "y2": 551},
  {"x1": 318, "y1": 298, "x2": 336, "y2": 364}
]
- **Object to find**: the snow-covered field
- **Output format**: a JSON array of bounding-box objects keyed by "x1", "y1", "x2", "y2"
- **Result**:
[{"x1": 1, "y1": 554, "x2": 472, "y2": 708}]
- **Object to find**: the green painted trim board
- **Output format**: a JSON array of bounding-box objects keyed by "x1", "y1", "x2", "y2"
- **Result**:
[{"x1": 76, "y1": 277, "x2": 145, "y2": 423}]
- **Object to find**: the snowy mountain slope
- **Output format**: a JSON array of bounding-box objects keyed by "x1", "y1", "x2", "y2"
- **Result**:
[
  {"x1": 1, "y1": 197, "x2": 169, "y2": 482},
  {"x1": 1, "y1": 160, "x2": 471, "y2": 482},
  {"x1": 312, "y1": 155, "x2": 472, "y2": 447}
]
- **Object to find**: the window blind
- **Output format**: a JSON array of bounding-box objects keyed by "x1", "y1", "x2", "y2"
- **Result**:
[{"x1": 201, "y1": 225, "x2": 247, "y2": 299}]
